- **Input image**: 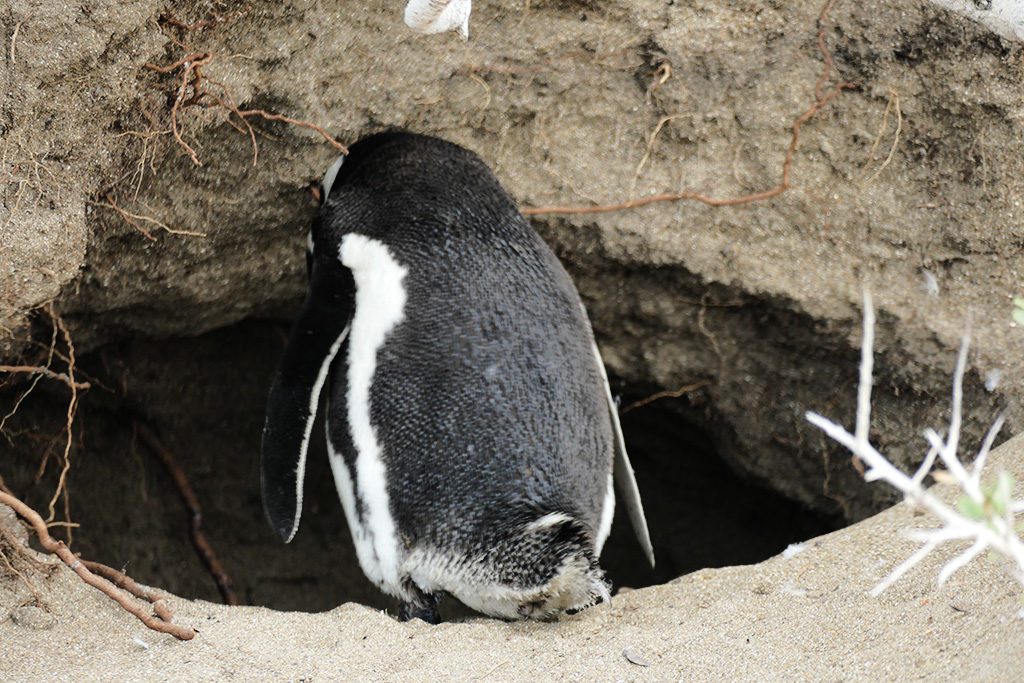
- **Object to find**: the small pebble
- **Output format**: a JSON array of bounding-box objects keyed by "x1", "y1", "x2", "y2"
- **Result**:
[
  {"x1": 623, "y1": 647, "x2": 652, "y2": 667},
  {"x1": 782, "y1": 542, "x2": 806, "y2": 559},
  {"x1": 984, "y1": 368, "x2": 1001, "y2": 392}
]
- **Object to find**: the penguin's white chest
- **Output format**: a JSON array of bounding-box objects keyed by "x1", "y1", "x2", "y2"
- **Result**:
[{"x1": 327, "y1": 233, "x2": 407, "y2": 597}]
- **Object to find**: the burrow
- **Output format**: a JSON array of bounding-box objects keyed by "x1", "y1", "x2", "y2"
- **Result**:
[{"x1": 1, "y1": 255, "x2": 1003, "y2": 617}]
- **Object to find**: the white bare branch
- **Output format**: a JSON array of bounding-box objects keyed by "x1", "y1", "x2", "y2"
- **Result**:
[{"x1": 806, "y1": 291, "x2": 1024, "y2": 596}]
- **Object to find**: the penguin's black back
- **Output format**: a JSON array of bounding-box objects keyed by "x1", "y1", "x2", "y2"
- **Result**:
[{"x1": 321, "y1": 133, "x2": 610, "y2": 572}]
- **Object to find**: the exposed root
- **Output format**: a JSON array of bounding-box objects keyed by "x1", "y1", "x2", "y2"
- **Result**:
[
  {"x1": 0, "y1": 492, "x2": 195, "y2": 640},
  {"x1": 93, "y1": 194, "x2": 207, "y2": 240},
  {"x1": 9, "y1": 20, "x2": 22, "y2": 65},
  {"x1": 521, "y1": 0, "x2": 854, "y2": 217},
  {"x1": 644, "y1": 61, "x2": 672, "y2": 104},
  {"x1": 135, "y1": 423, "x2": 239, "y2": 606},
  {"x1": 0, "y1": 544, "x2": 40, "y2": 604},
  {"x1": 160, "y1": 10, "x2": 248, "y2": 35},
  {"x1": 858, "y1": 88, "x2": 902, "y2": 188},
  {"x1": 622, "y1": 381, "x2": 712, "y2": 414},
  {"x1": 0, "y1": 366, "x2": 90, "y2": 391},
  {"x1": 111, "y1": 128, "x2": 171, "y2": 201},
  {"x1": 235, "y1": 108, "x2": 347, "y2": 156},
  {"x1": 0, "y1": 305, "x2": 87, "y2": 545},
  {"x1": 697, "y1": 295, "x2": 726, "y2": 381},
  {"x1": 144, "y1": 51, "x2": 214, "y2": 166},
  {"x1": 142, "y1": 45, "x2": 347, "y2": 168},
  {"x1": 629, "y1": 114, "x2": 682, "y2": 200},
  {"x1": 44, "y1": 305, "x2": 78, "y2": 543}
]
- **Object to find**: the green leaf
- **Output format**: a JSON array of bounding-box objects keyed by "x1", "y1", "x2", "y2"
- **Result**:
[
  {"x1": 1013, "y1": 297, "x2": 1024, "y2": 309},
  {"x1": 958, "y1": 496, "x2": 985, "y2": 521},
  {"x1": 1014, "y1": 308, "x2": 1024, "y2": 326}
]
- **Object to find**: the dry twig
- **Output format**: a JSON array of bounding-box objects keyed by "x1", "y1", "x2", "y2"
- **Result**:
[
  {"x1": 808, "y1": 292, "x2": 1024, "y2": 595},
  {"x1": 0, "y1": 491, "x2": 195, "y2": 639}
]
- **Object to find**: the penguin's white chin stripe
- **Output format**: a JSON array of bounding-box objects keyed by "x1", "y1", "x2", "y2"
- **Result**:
[
  {"x1": 285, "y1": 326, "x2": 348, "y2": 543},
  {"x1": 320, "y1": 155, "x2": 345, "y2": 204},
  {"x1": 337, "y1": 233, "x2": 408, "y2": 594}
]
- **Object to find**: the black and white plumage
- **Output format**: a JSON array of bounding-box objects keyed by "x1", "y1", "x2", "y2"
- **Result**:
[{"x1": 261, "y1": 132, "x2": 653, "y2": 622}]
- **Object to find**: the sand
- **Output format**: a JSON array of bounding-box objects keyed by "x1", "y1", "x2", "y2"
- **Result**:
[{"x1": 3, "y1": 435, "x2": 1024, "y2": 681}]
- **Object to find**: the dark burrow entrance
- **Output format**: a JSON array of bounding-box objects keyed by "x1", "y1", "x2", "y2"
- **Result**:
[{"x1": 2, "y1": 317, "x2": 840, "y2": 616}]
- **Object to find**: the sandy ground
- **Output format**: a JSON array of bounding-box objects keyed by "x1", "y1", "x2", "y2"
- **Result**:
[{"x1": 4, "y1": 435, "x2": 1024, "y2": 681}]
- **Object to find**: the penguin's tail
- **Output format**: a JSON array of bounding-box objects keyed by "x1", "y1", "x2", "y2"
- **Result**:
[
  {"x1": 411, "y1": 507, "x2": 610, "y2": 620},
  {"x1": 512, "y1": 510, "x2": 611, "y2": 619}
]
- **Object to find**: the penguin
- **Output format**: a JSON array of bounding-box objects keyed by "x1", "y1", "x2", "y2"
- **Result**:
[{"x1": 261, "y1": 132, "x2": 654, "y2": 623}]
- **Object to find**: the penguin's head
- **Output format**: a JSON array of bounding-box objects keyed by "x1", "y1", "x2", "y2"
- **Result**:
[
  {"x1": 318, "y1": 131, "x2": 412, "y2": 205},
  {"x1": 308, "y1": 131, "x2": 419, "y2": 274}
]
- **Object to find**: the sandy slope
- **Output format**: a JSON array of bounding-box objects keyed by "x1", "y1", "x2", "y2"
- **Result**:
[{"x1": 4, "y1": 435, "x2": 1024, "y2": 681}]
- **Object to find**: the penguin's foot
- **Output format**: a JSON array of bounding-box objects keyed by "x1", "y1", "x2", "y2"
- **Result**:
[{"x1": 398, "y1": 583, "x2": 442, "y2": 624}]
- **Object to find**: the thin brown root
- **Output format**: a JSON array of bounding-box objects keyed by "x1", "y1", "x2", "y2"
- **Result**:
[
  {"x1": 698, "y1": 295, "x2": 726, "y2": 381},
  {"x1": 0, "y1": 492, "x2": 195, "y2": 640},
  {"x1": 143, "y1": 50, "x2": 347, "y2": 165},
  {"x1": 94, "y1": 195, "x2": 207, "y2": 239},
  {"x1": 135, "y1": 423, "x2": 240, "y2": 606},
  {"x1": 0, "y1": 366, "x2": 91, "y2": 391},
  {"x1": 645, "y1": 62, "x2": 672, "y2": 104},
  {"x1": 44, "y1": 305, "x2": 78, "y2": 543},
  {"x1": 629, "y1": 114, "x2": 681, "y2": 199},
  {"x1": 0, "y1": 544, "x2": 40, "y2": 604},
  {"x1": 144, "y1": 52, "x2": 214, "y2": 165},
  {"x1": 235, "y1": 108, "x2": 347, "y2": 154},
  {"x1": 204, "y1": 78, "x2": 259, "y2": 165},
  {"x1": 0, "y1": 309, "x2": 62, "y2": 435},
  {"x1": 159, "y1": 9, "x2": 249, "y2": 34},
  {"x1": 860, "y1": 89, "x2": 902, "y2": 188},
  {"x1": 622, "y1": 381, "x2": 712, "y2": 414}
]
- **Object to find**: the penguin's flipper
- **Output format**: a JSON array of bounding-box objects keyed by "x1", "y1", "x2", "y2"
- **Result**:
[
  {"x1": 592, "y1": 344, "x2": 656, "y2": 568},
  {"x1": 262, "y1": 256, "x2": 354, "y2": 543}
]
